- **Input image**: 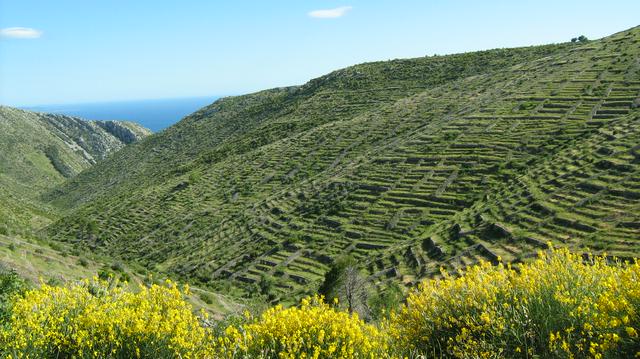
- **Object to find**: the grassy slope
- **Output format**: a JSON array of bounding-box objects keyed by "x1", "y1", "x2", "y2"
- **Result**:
[
  {"x1": 0, "y1": 106, "x2": 150, "y2": 234},
  {"x1": 47, "y1": 43, "x2": 574, "y2": 209},
  {"x1": 47, "y1": 27, "x2": 640, "y2": 301},
  {"x1": 0, "y1": 233, "x2": 241, "y2": 318}
]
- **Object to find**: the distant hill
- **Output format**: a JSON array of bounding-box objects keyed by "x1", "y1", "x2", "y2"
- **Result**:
[
  {"x1": 45, "y1": 26, "x2": 640, "y2": 302},
  {"x1": 0, "y1": 106, "x2": 150, "y2": 234},
  {"x1": 23, "y1": 96, "x2": 218, "y2": 132}
]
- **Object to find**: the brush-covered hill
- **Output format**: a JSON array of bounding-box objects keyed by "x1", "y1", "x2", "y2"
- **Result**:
[
  {"x1": 0, "y1": 106, "x2": 151, "y2": 234},
  {"x1": 46, "y1": 27, "x2": 640, "y2": 301}
]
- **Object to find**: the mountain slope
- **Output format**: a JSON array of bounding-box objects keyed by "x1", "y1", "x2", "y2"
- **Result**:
[
  {"x1": 47, "y1": 27, "x2": 640, "y2": 301},
  {"x1": 46, "y1": 43, "x2": 574, "y2": 209},
  {"x1": 0, "y1": 106, "x2": 150, "y2": 233}
]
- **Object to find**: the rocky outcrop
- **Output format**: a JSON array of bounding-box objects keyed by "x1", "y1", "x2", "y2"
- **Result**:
[
  {"x1": 95, "y1": 120, "x2": 151, "y2": 145},
  {"x1": 37, "y1": 112, "x2": 151, "y2": 163}
]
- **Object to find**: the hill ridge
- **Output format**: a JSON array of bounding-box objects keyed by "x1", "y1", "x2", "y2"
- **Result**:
[{"x1": 0, "y1": 106, "x2": 151, "y2": 233}]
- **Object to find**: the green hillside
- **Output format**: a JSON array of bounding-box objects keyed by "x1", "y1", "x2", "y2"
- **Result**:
[
  {"x1": 0, "y1": 106, "x2": 151, "y2": 234},
  {"x1": 46, "y1": 27, "x2": 640, "y2": 301}
]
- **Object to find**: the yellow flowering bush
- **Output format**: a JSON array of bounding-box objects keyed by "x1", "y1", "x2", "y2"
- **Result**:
[
  {"x1": 3, "y1": 247, "x2": 640, "y2": 358},
  {"x1": 387, "y1": 246, "x2": 640, "y2": 358},
  {"x1": 217, "y1": 295, "x2": 387, "y2": 358},
  {"x1": 0, "y1": 279, "x2": 214, "y2": 358}
]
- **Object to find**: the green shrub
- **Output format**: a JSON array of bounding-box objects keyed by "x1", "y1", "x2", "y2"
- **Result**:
[{"x1": 0, "y1": 267, "x2": 27, "y2": 324}]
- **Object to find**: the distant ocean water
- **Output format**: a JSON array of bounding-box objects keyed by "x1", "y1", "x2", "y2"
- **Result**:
[{"x1": 22, "y1": 96, "x2": 219, "y2": 132}]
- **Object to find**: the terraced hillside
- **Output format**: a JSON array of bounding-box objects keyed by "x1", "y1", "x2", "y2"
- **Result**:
[
  {"x1": 47, "y1": 27, "x2": 640, "y2": 301},
  {"x1": 0, "y1": 106, "x2": 150, "y2": 234}
]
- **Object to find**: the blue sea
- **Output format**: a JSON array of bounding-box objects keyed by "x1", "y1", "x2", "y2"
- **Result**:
[{"x1": 23, "y1": 96, "x2": 219, "y2": 132}]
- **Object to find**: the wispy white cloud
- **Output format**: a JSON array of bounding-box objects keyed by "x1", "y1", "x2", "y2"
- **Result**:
[
  {"x1": 0, "y1": 27, "x2": 43, "y2": 39},
  {"x1": 308, "y1": 6, "x2": 352, "y2": 19}
]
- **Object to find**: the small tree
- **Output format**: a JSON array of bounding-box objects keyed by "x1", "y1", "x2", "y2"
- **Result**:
[
  {"x1": 578, "y1": 35, "x2": 588, "y2": 42},
  {"x1": 319, "y1": 256, "x2": 370, "y2": 317},
  {"x1": 258, "y1": 274, "x2": 274, "y2": 298},
  {"x1": 339, "y1": 266, "x2": 369, "y2": 315},
  {"x1": 318, "y1": 255, "x2": 355, "y2": 300}
]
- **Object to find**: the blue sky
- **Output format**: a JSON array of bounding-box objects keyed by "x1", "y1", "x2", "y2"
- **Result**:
[{"x1": 1, "y1": 0, "x2": 639, "y2": 106}]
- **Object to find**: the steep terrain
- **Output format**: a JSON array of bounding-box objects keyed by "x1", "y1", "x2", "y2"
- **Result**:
[
  {"x1": 46, "y1": 27, "x2": 640, "y2": 301},
  {"x1": 0, "y1": 106, "x2": 150, "y2": 234}
]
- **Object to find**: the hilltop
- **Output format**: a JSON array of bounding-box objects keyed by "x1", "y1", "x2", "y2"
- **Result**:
[
  {"x1": 44, "y1": 26, "x2": 640, "y2": 302},
  {"x1": 0, "y1": 106, "x2": 150, "y2": 234}
]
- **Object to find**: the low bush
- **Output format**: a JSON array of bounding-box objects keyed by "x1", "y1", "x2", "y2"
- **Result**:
[
  {"x1": 1, "y1": 279, "x2": 213, "y2": 358},
  {"x1": 216, "y1": 295, "x2": 387, "y2": 358},
  {"x1": 387, "y1": 246, "x2": 640, "y2": 358},
  {"x1": 0, "y1": 267, "x2": 26, "y2": 325}
]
